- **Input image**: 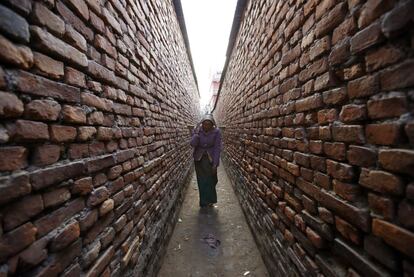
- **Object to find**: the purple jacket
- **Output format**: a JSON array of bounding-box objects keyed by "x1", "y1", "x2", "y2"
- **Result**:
[{"x1": 190, "y1": 128, "x2": 222, "y2": 167}]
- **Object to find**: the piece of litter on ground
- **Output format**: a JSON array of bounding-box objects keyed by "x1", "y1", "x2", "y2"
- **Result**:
[
  {"x1": 243, "y1": 271, "x2": 250, "y2": 276},
  {"x1": 178, "y1": 218, "x2": 182, "y2": 222},
  {"x1": 201, "y1": 233, "x2": 221, "y2": 249},
  {"x1": 183, "y1": 236, "x2": 189, "y2": 241},
  {"x1": 173, "y1": 244, "x2": 181, "y2": 251}
]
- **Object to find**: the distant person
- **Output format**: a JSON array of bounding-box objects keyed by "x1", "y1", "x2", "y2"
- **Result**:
[{"x1": 190, "y1": 114, "x2": 222, "y2": 207}]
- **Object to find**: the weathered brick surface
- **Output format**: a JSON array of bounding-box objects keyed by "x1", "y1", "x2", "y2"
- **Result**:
[
  {"x1": 0, "y1": 1, "x2": 198, "y2": 276},
  {"x1": 214, "y1": 1, "x2": 413, "y2": 276}
]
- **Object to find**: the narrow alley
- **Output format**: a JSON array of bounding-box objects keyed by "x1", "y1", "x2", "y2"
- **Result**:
[
  {"x1": 158, "y1": 163, "x2": 268, "y2": 277},
  {"x1": 0, "y1": 0, "x2": 413, "y2": 277}
]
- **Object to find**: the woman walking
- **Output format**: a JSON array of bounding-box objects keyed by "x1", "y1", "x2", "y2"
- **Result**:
[{"x1": 190, "y1": 114, "x2": 222, "y2": 207}]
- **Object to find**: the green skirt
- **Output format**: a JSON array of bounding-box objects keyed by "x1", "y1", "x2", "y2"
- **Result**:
[{"x1": 194, "y1": 154, "x2": 218, "y2": 206}]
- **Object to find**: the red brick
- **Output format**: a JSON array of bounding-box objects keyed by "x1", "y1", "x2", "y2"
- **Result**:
[
  {"x1": 347, "y1": 146, "x2": 377, "y2": 167},
  {"x1": 68, "y1": 143, "x2": 89, "y2": 159},
  {"x1": 32, "y1": 144, "x2": 60, "y2": 166},
  {"x1": 295, "y1": 94, "x2": 323, "y2": 112},
  {"x1": 315, "y1": 2, "x2": 347, "y2": 38},
  {"x1": 0, "y1": 34, "x2": 33, "y2": 69},
  {"x1": 87, "y1": 60, "x2": 117, "y2": 85},
  {"x1": 25, "y1": 99, "x2": 61, "y2": 121},
  {"x1": 3, "y1": 194, "x2": 43, "y2": 231},
  {"x1": 359, "y1": 169, "x2": 404, "y2": 195},
  {"x1": 366, "y1": 123, "x2": 402, "y2": 145},
  {"x1": 87, "y1": 186, "x2": 109, "y2": 207},
  {"x1": 7, "y1": 69, "x2": 80, "y2": 103},
  {"x1": 90, "y1": 11, "x2": 105, "y2": 34},
  {"x1": 33, "y1": 51, "x2": 64, "y2": 79},
  {"x1": 339, "y1": 104, "x2": 366, "y2": 122},
  {"x1": 335, "y1": 216, "x2": 361, "y2": 245},
  {"x1": 381, "y1": 0, "x2": 414, "y2": 38},
  {"x1": 67, "y1": 0, "x2": 90, "y2": 21},
  {"x1": 306, "y1": 227, "x2": 325, "y2": 248},
  {"x1": 8, "y1": 120, "x2": 49, "y2": 141},
  {"x1": 31, "y1": 161, "x2": 85, "y2": 190},
  {"x1": 85, "y1": 246, "x2": 114, "y2": 277},
  {"x1": 72, "y1": 176, "x2": 93, "y2": 195},
  {"x1": 65, "y1": 25, "x2": 87, "y2": 52},
  {"x1": 43, "y1": 188, "x2": 71, "y2": 208},
  {"x1": 365, "y1": 45, "x2": 404, "y2": 72},
  {"x1": 79, "y1": 209, "x2": 98, "y2": 232},
  {"x1": 0, "y1": 91, "x2": 24, "y2": 118},
  {"x1": 398, "y1": 200, "x2": 414, "y2": 229},
  {"x1": 0, "y1": 173, "x2": 30, "y2": 206},
  {"x1": 358, "y1": 0, "x2": 395, "y2": 28},
  {"x1": 309, "y1": 36, "x2": 330, "y2": 61},
  {"x1": 332, "y1": 16, "x2": 357, "y2": 44},
  {"x1": 372, "y1": 219, "x2": 414, "y2": 258},
  {"x1": 369, "y1": 193, "x2": 395, "y2": 221},
  {"x1": 380, "y1": 59, "x2": 414, "y2": 90},
  {"x1": 87, "y1": 111, "x2": 104, "y2": 125},
  {"x1": 65, "y1": 67, "x2": 86, "y2": 87},
  {"x1": 299, "y1": 57, "x2": 328, "y2": 82},
  {"x1": 318, "y1": 109, "x2": 337, "y2": 124},
  {"x1": 99, "y1": 199, "x2": 114, "y2": 216},
  {"x1": 0, "y1": 146, "x2": 27, "y2": 171},
  {"x1": 0, "y1": 223, "x2": 37, "y2": 263},
  {"x1": 379, "y1": 149, "x2": 414, "y2": 176},
  {"x1": 332, "y1": 125, "x2": 365, "y2": 144},
  {"x1": 32, "y1": 2, "x2": 65, "y2": 35},
  {"x1": 351, "y1": 22, "x2": 384, "y2": 53},
  {"x1": 347, "y1": 75, "x2": 379, "y2": 99},
  {"x1": 329, "y1": 38, "x2": 350, "y2": 66},
  {"x1": 323, "y1": 142, "x2": 346, "y2": 161},
  {"x1": 78, "y1": 126, "x2": 97, "y2": 141},
  {"x1": 333, "y1": 179, "x2": 361, "y2": 202},
  {"x1": 81, "y1": 92, "x2": 111, "y2": 111},
  {"x1": 50, "y1": 124, "x2": 77, "y2": 142},
  {"x1": 50, "y1": 220, "x2": 80, "y2": 252},
  {"x1": 62, "y1": 105, "x2": 87, "y2": 124},
  {"x1": 31, "y1": 26, "x2": 88, "y2": 68},
  {"x1": 94, "y1": 34, "x2": 117, "y2": 58},
  {"x1": 322, "y1": 87, "x2": 347, "y2": 105},
  {"x1": 318, "y1": 207, "x2": 334, "y2": 224},
  {"x1": 326, "y1": 159, "x2": 354, "y2": 181},
  {"x1": 367, "y1": 94, "x2": 407, "y2": 119}
]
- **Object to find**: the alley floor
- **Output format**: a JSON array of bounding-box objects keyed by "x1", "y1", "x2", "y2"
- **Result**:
[{"x1": 157, "y1": 163, "x2": 269, "y2": 277}]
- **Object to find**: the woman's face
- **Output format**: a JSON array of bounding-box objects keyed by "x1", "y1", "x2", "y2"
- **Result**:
[{"x1": 202, "y1": 120, "x2": 214, "y2": 132}]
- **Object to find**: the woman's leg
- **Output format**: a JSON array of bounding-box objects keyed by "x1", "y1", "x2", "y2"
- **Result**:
[{"x1": 195, "y1": 156, "x2": 218, "y2": 206}]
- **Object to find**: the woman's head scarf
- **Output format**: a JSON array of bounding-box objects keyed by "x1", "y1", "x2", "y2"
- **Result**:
[{"x1": 200, "y1": 114, "x2": 216, "y2": 127}]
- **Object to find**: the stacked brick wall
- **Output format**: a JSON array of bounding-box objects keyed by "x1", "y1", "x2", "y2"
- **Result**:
[
  {"x1": 0, "y1": 0, "x2": 199, "y2": 276},
  {"x1": 214, "y1": 0, "x2": 414, "y2": 276}
]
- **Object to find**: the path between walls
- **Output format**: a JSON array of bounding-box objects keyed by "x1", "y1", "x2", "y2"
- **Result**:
[{"x1": 157, "y1": 162, "x2": 269, "y2": 277}]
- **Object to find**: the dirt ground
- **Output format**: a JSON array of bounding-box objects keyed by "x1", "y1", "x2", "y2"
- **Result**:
[{"x1": 157, "y1": 163, "x2": 269, "y2": 277}]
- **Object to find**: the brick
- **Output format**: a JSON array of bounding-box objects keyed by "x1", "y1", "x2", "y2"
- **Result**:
[
  {"x1": 359, "y1": 169, "x2": 404, "y2": 195},
  {"x1": 50, "y1": 220, "x2": 80, "y2": 252},
  {"x1": 309, "y1": 36, "x2": 330, "y2": 61},
  {"x1": 0, "y1": 34, "x2": 33, "y2": 69},
  {"x1": 43, "y1": 188, "x2": 71, "y2": 208},
  {"x1": 339, "y1": 104, "x2": 366, "y2": 122},
  {"x1": 347, "y1": 75, "x2": 379, "y2": 99},
  {"x1": 65, "y1": 25, "x2": 87, "y2": 52},
  {"x1": 67, "y1": 0, "x2": 90, "y2": 21},
  {"x1": 332, "y1": 16, "x2": 357, "y2": 44},
  {"x1": 25, "y1": 99, "x2": 61, "y2": 121},
  {"x1": 380, "y1": 59, "x2": 414, "y2": 91},
  {"x1": 358, "y1": 0, "x2": 395, "y2": 28},
  {"x1": 366, "y1": 123, "x2": 402, "y2": 145},
  {"x1": 88, "y1": 111, "x2": 104, "y2": 125},
  {"x1": 347, "y1": 146, "x2": 377, "y2": 167},
  {"x1": 32, "y1": 144, "x2": 60, "y2": 166},
  {"x1": 31, "y1": 26, "x2": 88, "y2": 68},
  {"x1": 322, "y1": 87, "x2": 347, "y2": 105},
  {"x1": 298, "y1": 57, "x2": 328, "y2": 82},
  {"x1": 81, "y1": 92, "x2": 111, "y2": 111},
  {"x1": 0, "y1": 91, "x2": 24, "y2": 118},
  {"x1": 102, "y1": 8, "x2": 122, "y2": 34},
  {"x1": 87, "y1": 186, "x2": 109, "y2": 207},
  {"x1": 50, "y1": 125, "x2": 77, "y2": 142},
  {"x1": 364, "y1": 235, "x2": 399, "y2": 271},
  {"x1": 0, "y1": 146, "x2": 27, "y2": 171},
  {"x1": 79, "y1": 209, "x2": 98, "y2": 232},
  {"x1": 18, "y1": 236, "x2": 48, "y2": 269},
  {"x1": 0, "y1": 223, "x2": 37, "y2": 263},
  {"x1": 306, "y1": 227, "x2": 325, "y2": 248},
  {"x1": 367, "y1": 94, "x2": 407, "y2": 119},
  {"x1": 326, "y1": 159, "x2": 354, "y2": 181},
  {"x1": 78, "y1": 126, "x2": 97, "y2": 141},
  {"x1": 315, "y1": 3, "x2": 347, "y2": 38},
  {"x1": 8, "y1": 120, "x2": 49, "y2": 141},
  {"x1": 373, "y1": 219, "x2": 414, "y2": 258},
  {"x1": 351, "y1": 22, "x2": 384, "y2": 53},
  {"x1": 318, "y1": 109, "x2": 337, "y2": 125},
  {"x1": 65, "y1": 67, "x2": 86, "y2": 87},
  {"x1": 333, "y1": 179, "x2": 361, "y2": 202},
  {"x1": 72, "y1": 176, "x2": 93, "y2": 195},
  {"x1": 85, "y1": 246, "x2": 114, "y2": 277},
  {"x1": 31, "y1": 161, "x2": 85, "y2": 190},
  {"x1": 99, "y1": 199, "x2": 114, "y2": 216},
  {"x1": 379, "y1": 149, "x2": 414, "y2": 176},
  {"x1": 62, "y1": 105, "x2": 87, "y2": 124},
  {"x1": 332, "y1": 125, "x2": 365, "y2": 144},
  {"x1": 335, "y1": 216, "x2": 361, "y2": 245},
  {"x1": 68, "y1": 143, "x2": 89, "y2": 159},
  {"x1": 3, "y1": 194, "x2": 43, "y2": 231},
  {"x1": 32, "y1": 2, "x2": 65, "y2": 35},
  {"x1": 8, "y1": 70, "x2": 80, "y2": 103},
  {"x1": 0, "y1": 173, "x2": 30, "y2": 205},
  {"x1": 87, "y1": 60, "x2": 117, "y2": 85},
  {"x1": 333, "y1": 238, "x2": 389, "y2": 276},
  {"x1": 57, "y1": 1, "x2": 93, "y2": 41},
  {"x1": 329, "y1": 38, "x2": 350, "y2": 66},
  {"x1": 398, "y1": 200, "x2": 414, "y2": 229},
  {"x1": 0, "y1": 4, "x2": 30, "y2": 43},
  {"x1": 365, "y1": 45, "x2": 403, "y2": 72},
  {"x1": 82, "y1": 241, "x2": 101, "y2": 268},
  {"x1": 323, "y1": 142, "x2": 346, "y2": 160},
  {"x1": 368, "y1": 193, "x2": 395, "y2": 220},
  {"x1": 381, "y1": 0, "x2": 414, "y2": 38},
  {"x1": 95, "y1": 34, "x2": 117, "y2": 58},
  {"x1": 295, "y1": 94, "x2": 322, "y2": 112},
  {"x1": 33, "y1": 51, "x2": 64, "y2": 79}
]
